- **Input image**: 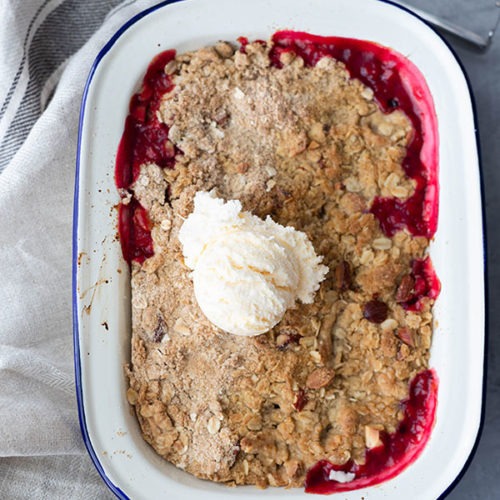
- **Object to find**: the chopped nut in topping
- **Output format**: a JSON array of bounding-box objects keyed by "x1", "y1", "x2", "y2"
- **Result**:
[
  {"x1": 334, "y1": 260, "x2": 351, "y2": 292},
  {"x1": 126, "y1": 388, "x2": 138, "y2": 405},
  {"x1": 365, "y1": 426, "x2": 383, "y2": 449},
  {"x1": 396, "y1": 327, "x2": 415, "y2": 347},
  {"x1": 214, "y1": 41, "x2": 235, "y2": 58},
  {"x1": 396, "y1": 275, "x2": 415, "y2": 303},
  {"x1": 164, "y1": 60, "x2": 178, "y2": 75},
  {"x1": 306, "y1": 368, "x2": 335, "y2": 389}
]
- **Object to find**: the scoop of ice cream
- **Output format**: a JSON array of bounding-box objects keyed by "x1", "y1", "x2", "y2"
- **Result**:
[{"x1": 178, "y1": 191, "x2": 328, "y2": 336}]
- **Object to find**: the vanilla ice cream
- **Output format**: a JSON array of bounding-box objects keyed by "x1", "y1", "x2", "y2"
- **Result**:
[{"x1": 178, "y1": 191, "x2": 328, "y2": 336}]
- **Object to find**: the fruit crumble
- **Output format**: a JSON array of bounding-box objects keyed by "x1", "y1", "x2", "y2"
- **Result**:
[{"x1": 119, "y1": 32, "x2": 440, "y2": 492}]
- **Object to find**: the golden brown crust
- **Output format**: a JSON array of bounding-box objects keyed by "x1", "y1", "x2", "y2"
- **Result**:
[{"x1": 126, "y1": 40, "x2": 434, "y2": 488}]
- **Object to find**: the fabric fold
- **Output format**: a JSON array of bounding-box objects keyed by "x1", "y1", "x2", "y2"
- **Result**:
[{"x1": 0, "y1": 0, "x2": 157, "y2": 497}]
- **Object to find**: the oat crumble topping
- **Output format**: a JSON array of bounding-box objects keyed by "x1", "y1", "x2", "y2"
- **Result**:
[{"x1": 126, "y1": 39, "x2": 435, "y2": 488}]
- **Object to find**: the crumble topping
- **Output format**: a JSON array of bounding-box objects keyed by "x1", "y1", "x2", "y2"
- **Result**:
[{"x1": 126, "y1": 39, "x2": 434, "y2": 488}]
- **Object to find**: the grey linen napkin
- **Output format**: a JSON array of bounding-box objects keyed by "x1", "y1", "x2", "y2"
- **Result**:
[{"x1": 0, "y1": 1, "x2": 159, "y2": 498}]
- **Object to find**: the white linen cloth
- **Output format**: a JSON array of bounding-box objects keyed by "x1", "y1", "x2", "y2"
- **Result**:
[{"x1": 0, "y1": 1, "x2": 160, "y2": 497}]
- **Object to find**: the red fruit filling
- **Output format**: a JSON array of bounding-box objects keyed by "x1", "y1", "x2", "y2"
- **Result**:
[
  {"x1": 115, "y1": 49, "x2": 178, "y2": 263},
  {"x1": 402, "y1": 256, "x2": 441, "y2": 311},
  {"x1": 117, "y1": 33, "x2": 439, "y2": 260},
  {"x1": 305, "y1": 369, "x2": 438, "y2": 494},
  {"x1": 114, "y1": 33, "x2": 441, "y2": 493},
  {"x1": 118, "y1": 198, "x2": 154, "y2": 264},
  {"x1": 270, "y1": 30, "x2": 439, "y2": 239}
]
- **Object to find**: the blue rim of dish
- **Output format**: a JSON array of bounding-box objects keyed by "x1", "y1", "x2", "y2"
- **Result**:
[
  {"x1": 72, "y1": 0, "x2": 487, "y2": 498},
  {"x1": 72, "y1": 1, "x2": 183, "y2": 498}
]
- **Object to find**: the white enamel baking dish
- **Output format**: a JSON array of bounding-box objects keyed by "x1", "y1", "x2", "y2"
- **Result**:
[{"x1": 73, "y1": 0, "x2": 485, "y2": 498}]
